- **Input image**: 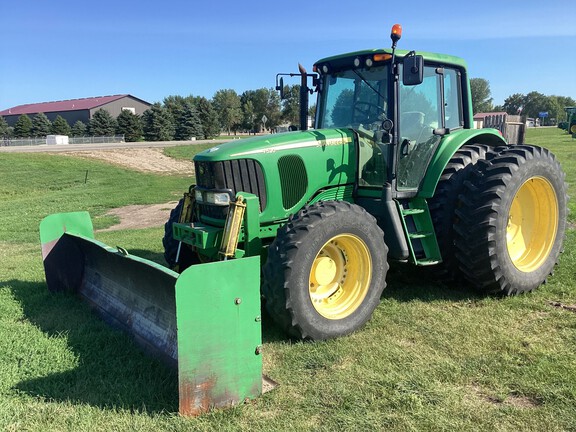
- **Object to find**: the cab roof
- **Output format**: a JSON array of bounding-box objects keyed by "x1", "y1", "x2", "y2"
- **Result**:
[{"x1": 314, "y1": 48, "x2": 468, "y2": 70}]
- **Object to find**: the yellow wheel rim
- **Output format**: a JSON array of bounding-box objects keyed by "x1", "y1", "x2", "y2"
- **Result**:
[
  {"x1": 507, "y1": 176, "x2": 558, "y2": 272},
  {"x1": 309, "y1": 234, "x2": 372, "y2": 319},
  {"x1": 570, "y1": 124, "x2": 576, "y2": 134}
]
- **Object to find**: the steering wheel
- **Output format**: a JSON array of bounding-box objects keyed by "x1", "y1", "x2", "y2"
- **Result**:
[{"x1": 353, "y1": 102, "x2": 386, "y2": 124}]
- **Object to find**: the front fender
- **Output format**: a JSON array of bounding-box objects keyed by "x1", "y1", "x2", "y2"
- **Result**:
[{"x1": 419, "y1": 128, "x2": 506, "y2": 198}]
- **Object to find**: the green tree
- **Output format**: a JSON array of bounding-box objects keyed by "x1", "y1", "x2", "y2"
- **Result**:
[
  {"x1": 142, "y1": 103, "x2": 175, "y2": 141},
  {"x1": 503, "y1": 93, "x2": 576, "y2": 123},
  {"x1": 13, "y1": 114, "x2": 32, "y2": 138},
  {"x1": 0, "y1": 116, "x2": 9, "y2": 137},
  {"x1": 264, "y1": 89, "x2": 282, "y2": 130},
  {"x1": 240, "y1": 88, "x2": 281, "y2": 132},
  {"x1": 281, "y1": 85, "x2": 301, "y2": 127},
  {"x1": 71, "y1": 120, "x2": 87, "y2": 137},
  {"x1": 164, "y1": 95, "x2": 220, "y2": 139},
  {"x1": 51, "y1": 115, "x2": 71, "y2": 135},
  {"x1": 31, "y1": 112, "x2": 52, "y2": 137},
  {"x1": 241, "y1": 99, "x2": 256, "y2": 133},
  {"x1": 116, "y1": 110, "x2": 142, "y2": 142},
  {"x1": 212, "y1": 89, "x2": 242, "y2": 134},
  {"x1": 470, "y1": 78, "x2": 493, "y2": 114},
  {"x1": 331, "y1": 89, "x2": 354, "y2": 126},
  {"x1": 555, "y1": 96, "x2": 576, "y2": 121},
  {"x1": 194, "y1": 96, "x2": 220, "y2": 139},
  {"x1": 503, "y1": 93, "x2": 526, "y2": 115},
  {"x1": 89, "y1": 109, "x2": 117, "y2": 136},
  {"x1": 522, "y1": 91, "x2": 549, "y2": 120},
  {"x1": 163, "y1": 95, "x2": 187, "y2": 122},
  {"x1": 174, "y1": 102, "x2": 203, "y2": 140}
]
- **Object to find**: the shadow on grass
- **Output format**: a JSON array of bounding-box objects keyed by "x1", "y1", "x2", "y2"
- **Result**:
[
  {"x1": 258, "y1": 262, "x2": 486, "y2": 344},
  {"x1": 8, "y1": 252, "x2": 483, "y2": 413},
  {"x1": 382, "y1": 261, "x2": 484, "y2": 303},
  {"x1": 9, "y1": 279, "x2": 178, "y2": 415}
]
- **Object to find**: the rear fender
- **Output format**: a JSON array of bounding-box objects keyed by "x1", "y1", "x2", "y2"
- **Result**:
[{"x1": 419, "y1": 129, "x2": 506, "y2": 198}]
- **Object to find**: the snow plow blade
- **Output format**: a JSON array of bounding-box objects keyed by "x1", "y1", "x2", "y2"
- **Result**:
[{"x1": 39, "y1": 211, "x2": 264, "y2": 416}]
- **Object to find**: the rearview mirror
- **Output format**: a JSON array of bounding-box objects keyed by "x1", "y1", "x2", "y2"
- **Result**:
[{"x1": 402, "y1": 54, "x2": 423, "y2": 86}]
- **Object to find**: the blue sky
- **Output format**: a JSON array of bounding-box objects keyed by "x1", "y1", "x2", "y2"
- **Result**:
[{"x1": 1, "y1": 0, "x2": 575, "y2": 110}]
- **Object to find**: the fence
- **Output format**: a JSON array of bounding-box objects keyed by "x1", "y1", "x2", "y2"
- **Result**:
[{"x1": 1, "y1": 135, "x2": 125, "y2": 147}]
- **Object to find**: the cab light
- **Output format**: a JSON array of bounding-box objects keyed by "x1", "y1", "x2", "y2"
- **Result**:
[
  {"x1": 195, "y1": 189, "x2": 203, "y2": 202},
  {"x1": 391, "y1": 23, "x2": 402, "y2": 41},
  {"x1": 373, "y1": 53, "x2": 392, "y2": 62}
]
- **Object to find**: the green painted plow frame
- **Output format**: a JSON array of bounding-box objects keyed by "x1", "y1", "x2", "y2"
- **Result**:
[{"x1": 39, "y1": 211, "x2": 265, "y2": 415}]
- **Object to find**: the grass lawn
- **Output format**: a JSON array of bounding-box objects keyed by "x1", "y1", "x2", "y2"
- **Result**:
[{"x1": 0, "y1": 128, "x2": 575, "y2": 431}]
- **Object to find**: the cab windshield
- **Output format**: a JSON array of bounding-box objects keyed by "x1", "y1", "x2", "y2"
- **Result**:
[
  {"x1": 316, "y1": 64, "x2": 390, "y2": 130},
  {"x1": 316, "y1": 64, "x2": 391, "y2": 186}
]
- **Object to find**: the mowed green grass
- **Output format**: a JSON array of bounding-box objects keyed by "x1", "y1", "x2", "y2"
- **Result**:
[{"x1": 0, "y1": 129, "x2": 575, "y2": 431}]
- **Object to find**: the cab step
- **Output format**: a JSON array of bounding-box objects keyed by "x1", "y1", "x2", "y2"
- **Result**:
[{"x1": 396, "y1": 197, "x2": 442, "y2": 266}]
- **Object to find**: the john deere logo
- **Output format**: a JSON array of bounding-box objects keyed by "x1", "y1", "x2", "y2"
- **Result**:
[{"x1": 198, "y1": 165, "x2": 205, "y2": 175}]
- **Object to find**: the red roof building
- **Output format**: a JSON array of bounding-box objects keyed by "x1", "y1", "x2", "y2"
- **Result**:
[{"x1": 0, "y1": 94, "x2": 151, "y2": 127}]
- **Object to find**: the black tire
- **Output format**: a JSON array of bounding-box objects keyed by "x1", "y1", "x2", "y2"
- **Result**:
[
  {"x1": 428, "y1": 144, "x2": 497, "y2": 281},
  {"x1": 454, "y1": 145, "x2": 567, "y2": 295},
  {"x1": 262, "y1": 201, "x2": 388, "y2": 340},
  {"x1": 163, "y1": 199, "x2": 200, "y2": 272}
]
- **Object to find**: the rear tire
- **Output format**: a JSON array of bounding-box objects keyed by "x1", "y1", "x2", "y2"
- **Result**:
[
  {"x1": 455, "y1": 145, "x2": 567, "y2": 295},
  {"x1": 262, "y1": 201, "x2": 388, "y2": 340},
  {"x1": 428, "y1": 144, "x2": 496, "y2": 281}
]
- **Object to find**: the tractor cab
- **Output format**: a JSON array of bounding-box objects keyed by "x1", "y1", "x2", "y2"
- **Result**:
[{"x1": 293, "y1": 25, "x2": 472, "y2": 197}]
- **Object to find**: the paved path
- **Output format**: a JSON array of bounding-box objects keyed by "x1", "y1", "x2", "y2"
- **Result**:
[{"x1": 0, "y1": 139, "x2": 231, "y2": 153}]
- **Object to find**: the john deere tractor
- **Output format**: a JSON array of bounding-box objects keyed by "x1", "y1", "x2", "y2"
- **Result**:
[
  {"x1": 566, "y1": 106, "x2": 576, "y2": 138},
  {"x1": 40, "y1": 24, "x2": 567, "y2": 414},
  {"x1": 163, "y1": 24, "x2": 566, "y2": 339}
]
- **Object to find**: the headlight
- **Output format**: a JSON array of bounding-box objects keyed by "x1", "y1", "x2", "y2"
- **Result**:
[
  {"x1": 205, "y1": 192, "x2": 230, "y2": 205},
  {"x1": 194, "y1": 188, "x2": 231, "y2": 205}
]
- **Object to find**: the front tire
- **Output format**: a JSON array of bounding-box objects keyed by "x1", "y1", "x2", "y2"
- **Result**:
[
  {"x1": 455, "y1": 145, "x2": 567, "y2": 295},
  {"x1": 163, "y1": 199, "x2": 200, "y2": 272},
  {"x1": 262, "y1": 201, "x2": 388, "y2": 340}
]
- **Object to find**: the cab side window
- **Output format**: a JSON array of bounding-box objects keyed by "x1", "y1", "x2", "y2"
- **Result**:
[{"x1": 444, "y1": 68, "x2": 463, "y2": 130}]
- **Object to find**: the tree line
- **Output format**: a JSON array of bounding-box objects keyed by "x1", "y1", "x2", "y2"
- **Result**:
[
  {"x1": 0, "y1": 86, "x2": 308, "y2": 142},
  {"x1": 470, "y1": 78, "x2": 575, "y2": 123},
  {"x1": 3, "y1": 79, "x2": 571, "y2": 141}
]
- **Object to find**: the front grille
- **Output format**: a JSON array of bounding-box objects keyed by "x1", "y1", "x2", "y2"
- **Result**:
[
  {"x1": 278, "y1": 155, "x2": 308, "y2": 209},
  {"x1": 195, "y1": 159, "x2": 267, "y2": 215},
  {"x1": 197, "y1": 204, "x2": 228, "y2": 220}
]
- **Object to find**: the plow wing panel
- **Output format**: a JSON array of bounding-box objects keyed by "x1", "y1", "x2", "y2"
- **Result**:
[{"x1": 39, "y1": 212, "x2": 263, "y2": 415}]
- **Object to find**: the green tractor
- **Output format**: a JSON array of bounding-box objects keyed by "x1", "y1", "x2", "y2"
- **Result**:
[
  {"x1": 566, "y1": 106, "x2": 576, "y2": 137},
  {"x1": 165, "y1": 24, "x2": 567, "y2": 339},
  {"x1": 40, "y1": 24, "x2": 567, "y2": 414}
]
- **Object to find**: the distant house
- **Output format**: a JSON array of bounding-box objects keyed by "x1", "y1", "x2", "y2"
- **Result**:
[{"x1": 0, "y1": 94, "x2": 151, "y2": 127}]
